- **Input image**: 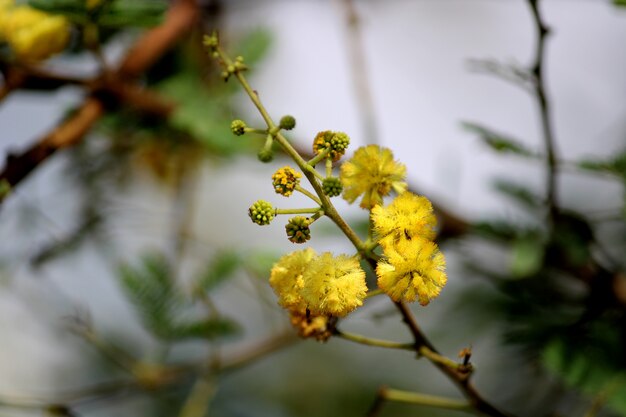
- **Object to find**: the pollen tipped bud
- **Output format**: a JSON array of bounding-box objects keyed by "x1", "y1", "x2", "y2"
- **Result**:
[
  {"x1": 313, "y1": 131, "x2": 350, "y2": 162},
  {"x1": 322, "y1": 177, "x2": 343, "y2": 197},
  {"x1": 272, "y1": 166, "x2": 301, "y2": 197},
  {"x1": 279, "y1": 115, "x2": 296, "y2": 131},
  {"x1": 285, "y1": 216, "x2": 311, "y2": 244},
  {"x1": 248, "y1": 200, "x2": 275, "y2": 226},
  {"x1": 230, "y1": 119, "x2": 247, "y2": 136}
]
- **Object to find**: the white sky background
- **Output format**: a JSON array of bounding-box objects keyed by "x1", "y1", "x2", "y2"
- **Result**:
[{"x1": 0, "y1": 0, "x2": 625, "y2": 413}]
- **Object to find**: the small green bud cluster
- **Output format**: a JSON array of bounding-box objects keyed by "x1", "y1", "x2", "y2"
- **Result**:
[
  {"x1": 322, "y1": 177, "x2": 343, "y2": 197},
  {"x1": 285, "y1": 216, "x2": 311, "y2": 244},
  {"x1": 249, "y1": 200, "x2": 274, "y2": 225},
  {"x1": 313, "y1": 131, "x2": 351, "y2": 162},
  {"x1": 279, "y1": 115, "x2": 296, "y2": 131},
  {"x1": 231, "y1": 119, "x2": 247, "y2": 136}
]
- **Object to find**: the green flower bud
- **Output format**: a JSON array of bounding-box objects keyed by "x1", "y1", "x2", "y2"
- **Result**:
[
  {"x1": 203, "y1": 34, "x2": 219, "y2": 49},
  {"x1": 322, "y1": 176, "x2": 343, "y2": 197},
  {"x1": 279, "y1": 115, "x2": 296, "y2": 131},
  {"x1": 257, "y1": 148, "x2": 274, "y2": 163},
  {"x1": 285, "y1": 216, "x2": 311, "y2": 244},
  {"x1": 231, "y1": 119, "x2": 247, "y2": 136},
  {"x1": 248, "y1": 200, "x2": 275, "y2": 226}
]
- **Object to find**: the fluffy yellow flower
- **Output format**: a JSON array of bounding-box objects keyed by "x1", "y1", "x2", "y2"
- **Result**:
[
  {"x1": 376, "y1": 238, "x2": 447, "y2": 305},
  {"x1": 372, "y1": 192, "x2": 437, "y2": 248},
  {"x1": 301, "y1": 253, "x2": 367, "y2": 317},
  {"x1": 269, "y1": 248, "x2": 316, "y2": 312},
  {"x1": 340, "y1": 145, "x2": 407, "y2": 209},
  {"x1": 0, "y1": 5, "x2": 70, "y2": 61}
]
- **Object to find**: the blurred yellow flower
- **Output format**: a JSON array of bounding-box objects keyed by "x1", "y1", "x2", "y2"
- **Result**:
[
  {"x1": 376, "y1": 238, "x2": 446, "y2": 305},
  {"x1": 340, "y1": 145, "x2": 407, "y2": 209},
  {"x1": 0, "y1": 5, "x2": 70, "y2": 61},
  {"x1": 269, "y1": 248, "x2": 316, "y2": 312},
  {"x1": 372, "y1": 192, "x2": 437, "y2": 248},
  {"x1": 301, "y1": 253, "x2": 367, "y2": 317}
]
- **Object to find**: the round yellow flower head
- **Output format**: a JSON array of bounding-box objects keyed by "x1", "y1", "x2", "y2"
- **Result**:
[
  {"x1": 269, "y1": 248, "x2": 316, "y2": 312},
  {"x1": 289, "y1": 310, "x2": 332, "y2": 342},
  {"x1": 376, "y1": 238, "x2": 447, "y2": 306},
  {"x1": 0, "y1": 5, "x2": 70, "y2": 61},
  {"x1": 372, "y1": 192, "x2": 437, "y2": 248},
  {"x1": 301, "y1": 253, "x2": 367, "y2": 317},
  {"x1": 272, "y1": 166, "x2": 301, "y2": 197},
  {"x1": 340, "y1": 145, "x2": 408, "y2": 210}
]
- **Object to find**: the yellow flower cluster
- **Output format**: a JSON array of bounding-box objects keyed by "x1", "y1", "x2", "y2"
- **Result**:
[
  {"x1": 372, "y1": 192, "x2": 447, "y2": 305},
  {"x1": 269, "y1": 249, "x2": 367, "y2": 326},
  {"x1": 340, "y1": 145, "x2": 408, "y2": 209},
  {"x1": 272, "y1": 166, "x2": 301, "y2": 197},
  {"x1": 0, "y1": 1, "x2": 70, "y2": 61}
]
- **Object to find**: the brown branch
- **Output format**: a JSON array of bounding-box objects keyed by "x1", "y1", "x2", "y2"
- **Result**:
[
  {"x1": 391, "y1": 302, "x2": 515, "y2": 417},
  {"x1": 0, "y1": 0, "x2": 199, "y2": 201}
]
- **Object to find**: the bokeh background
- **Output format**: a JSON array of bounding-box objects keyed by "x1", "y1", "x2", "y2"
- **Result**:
[{"x1": 1, "y1": 1, "x2": 625, "y2": 416}]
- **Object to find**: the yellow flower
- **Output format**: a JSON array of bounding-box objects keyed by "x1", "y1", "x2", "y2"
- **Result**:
[
  {"x1": 272, "y1": 166, "x2": 301, "y2": 197},
  {"x1": 0, "y1": 5, "x2": 70, "y2": 61},
  {"x1": 340, "y1": 145, "x2": 407, "y2": 209},
  {"x1": 376, "y1": 238, "x2": 447, "y2": 305},
  {"x1": 372, "y1": 192, "x2": 437, "y2": 248},
  {"x1": 269, "y1": 248, "x2": 316, "y2": 312},
  {"x1": 301, "y1": 253, "x2": 367, "y2": 317}
]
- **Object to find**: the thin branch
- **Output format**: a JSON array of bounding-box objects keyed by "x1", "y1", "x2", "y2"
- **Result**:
[
  {"x1": 0, "y1": 0, "x2": 199, "y2": 202},
  {"x1": 528, "y1": 0, "x2": 559, "y2": 226},
  {"x1": 366, "y1": 386, "x2": 475, "y2": 416}
]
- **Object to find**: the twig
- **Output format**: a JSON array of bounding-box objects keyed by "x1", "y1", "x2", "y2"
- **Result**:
[
  {"x1": 366, "y1": 386, "x2": 475, "y2": 416},
  {"x1": 0, "y1": 0, "x2": 199, "y2": 202},
  {"x1": 528, "y1": 0, "x2": 559, "y2": 226}
]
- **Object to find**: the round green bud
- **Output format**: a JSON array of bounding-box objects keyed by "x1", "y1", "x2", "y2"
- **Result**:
[
  {"x1": 231, "y1": 119, "x2": 247, "y2": 136},
  {"x1": 257, "y1": 148, "x2": 274, "y2": 163},
  {"x1": 248, "y1": 200, "x2": 275, "y2": 226},
  {"x1": 322, "y1": 176, "x2": 343, "y2": 197},
  {"x1": 203, "y1": 34, "x2": 218, "y2": 49},
  {"x1": 279, "y1": 115, "x2": 296, "y2": 131},
  {"x1": 285, "y1": 216, "x2": 311, "y2": 244}
]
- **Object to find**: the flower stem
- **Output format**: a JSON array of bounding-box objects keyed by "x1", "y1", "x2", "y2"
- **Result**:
[
  {"x1": 418, "y1": 346, "x2": 467, "y2": 371},
  {"x1": 335, "y1": 329, "x2": 414, "y2": 350},
  {"x1": 308, "y1": 148, "x2": 330, "y2": 166},
  {"x1": 365, "y1": 288, "x2": 384, "y2": 299},
  {"x1": 295, "y1": 185, "x2": 322, "y2": 205},
  {"x1": 275, "y1": 208, "x2": 321, "y2": 215},
  {"x1": 381, "y1": 388, "x2": 474, "y2": 412},
  {"x1": 214, "y1": 45, "x2": 367, "y2": 255}
]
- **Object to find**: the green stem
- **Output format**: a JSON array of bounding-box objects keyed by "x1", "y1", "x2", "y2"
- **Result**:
[
  {"x1": 215, "y1": 46, "x2": 367, "y2": 255},
  {"x1": 419, "y1": 346, "x2": 467, "y2": 371},
  {"x1": 276, "y1": 208, "x2": 321, "y2": 215},
  {"x1": 382, "y1": 388, "x2": 474, "y2": 412},
  {"x1": 325, "y1": 158, "x2": 333, "y2": 177},
  {"x1": 365, "y1": 288, "x2": 385, "y2": 299},
  {"x1": 295, "y1": 185, "x2": 322, "y2": 205},
  {"x1": 335, "y1": 330, "x2": 414, "y2": 350},
  {"x1": 308, "y1": 148, "x2": 331, "y2": 166}
]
